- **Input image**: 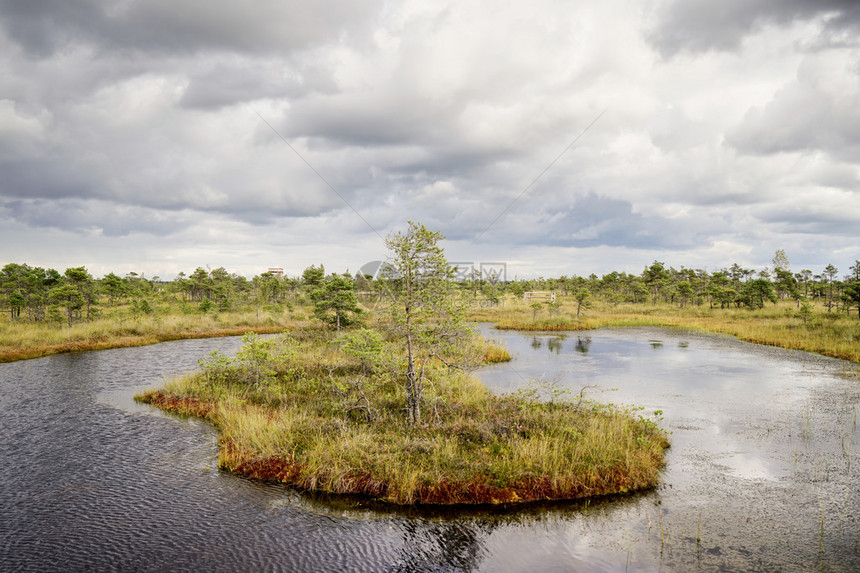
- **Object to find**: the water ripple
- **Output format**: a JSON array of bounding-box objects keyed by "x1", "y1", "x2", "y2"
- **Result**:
[{"x1": 1, "y1": 331, "x2": 859, "y2": 571}]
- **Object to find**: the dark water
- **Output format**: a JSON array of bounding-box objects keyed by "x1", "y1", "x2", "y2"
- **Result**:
[{"x1": 1, "y1": 329, "x2": 858, "y2": 572}]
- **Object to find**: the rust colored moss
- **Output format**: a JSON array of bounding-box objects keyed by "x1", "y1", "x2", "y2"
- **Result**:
[
  {"x1": 136, "y1": 391, "x2": 215, "y2": 419},
  {"x1": 215, "y1": 443, "x2": 661, "y2": 506}
]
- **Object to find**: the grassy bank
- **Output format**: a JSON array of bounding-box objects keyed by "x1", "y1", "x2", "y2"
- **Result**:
[
  {"x1": 0, "y1": 311, "x2": 307, "y2": 363},
  {"x1": 5, "y1": 295, "x2": 858, "y2": 365},
  {"x1": 469, "y1": 298, "x2": 860, "y2": 363},
  {"x1": 136, "y1": 328, "x2": 668, "y2": 505}
]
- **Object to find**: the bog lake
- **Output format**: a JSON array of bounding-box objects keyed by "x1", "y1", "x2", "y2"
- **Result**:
[{"x1": 1, "y1": 324, "x2": 858, "y2": 571}]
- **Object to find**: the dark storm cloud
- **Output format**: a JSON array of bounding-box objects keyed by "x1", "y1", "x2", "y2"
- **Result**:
[
  {"x1": 0, "y1": 0, "x2": 383, "y2": 57},
  {"x1": 284, "y1": 96, "x2": 434, "y2": 147},
  {"x1": 726, "y1": 77, "x2": 860, "y2": 160},
  {"x1": 755, "y1": 204, "x2": 860, "y2": 236},
  {"x1": 0, "y1": 146, "x2": 342, "y2": 230},
  {"x1": 0, "y1": 0, "x2": 104, "y2": 57},
  {"x1": 469, "y1": 192, "x2": 712, "y2": 251},
  {"x1": 277, "y1": 88, "x2": 504, "y2": 152},
  {"x1": 0, "y1": 158, "x2": 104, "y2": 202},
  {"x1": 2, "y1": 197, "x2": 184, "y2": 237},
  {"x1": 649, "y1": 0, "x2": 860, "y2": 56},
  {"x1": 279, "y1": 90, "x2": 553, "y2": 193}
]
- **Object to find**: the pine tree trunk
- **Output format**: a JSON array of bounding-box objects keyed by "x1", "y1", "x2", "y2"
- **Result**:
[{"x1": 405, "y1": 329, "x2": 420, "y2": 424}]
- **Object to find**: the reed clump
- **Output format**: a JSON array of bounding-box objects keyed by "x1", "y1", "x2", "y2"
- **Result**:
[
  {"x1": 136, "y1": 329, "x2": 669, "y2": 505},
  {"x1": 476, "y1": 336, "x2": 513, "y2": 363}
]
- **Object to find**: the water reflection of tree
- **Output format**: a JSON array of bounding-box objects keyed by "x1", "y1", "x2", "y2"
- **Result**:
[
  {"x1": 530, "y1": 337, "x2": 543, "y2": 350},
  {"x1": 384, "y1": 495, "x2": 649, "y2": 571},
  {"x1": 390, "y1": 519, "x2": 495, "y2": 572},
  {"x1": 547, "y1": 337, "x2": 563, "y2": 354},
  {"x1": 574, "y1": 337, "x2": 591, "y2": 354}
]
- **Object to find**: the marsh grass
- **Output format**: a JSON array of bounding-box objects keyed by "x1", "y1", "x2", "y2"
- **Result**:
[
  {"x1": 136, "y1": 328, "x2": 669, "y2": 505},
  {"x1": 469, "y1": 299, "x2": 860, "y2": 363},
  {"x1": 476, "y1": 336, "x2": 513, "y2": 363},
  {"x1": 0, "y1": 310, "x2": 305, "y2": 362},
  {"x1": 6, "y1": 294, "x2": 858, "y2": 363}
]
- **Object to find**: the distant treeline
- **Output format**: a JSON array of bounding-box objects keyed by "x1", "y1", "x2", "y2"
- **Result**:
[
  {"x1": 2, "y1": 255, "x2": 860, "y2": 326},
  {"x1": 0, "y1": 263, "x2": 301, "y2": 326},
  {"x1": 513, "y1": 259, "x2": 860, "y2": 313}
]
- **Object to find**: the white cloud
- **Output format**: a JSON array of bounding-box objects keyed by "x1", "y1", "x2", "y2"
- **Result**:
[{"x1": 0, "y1": 0, "x2": 858, "y2": 278}]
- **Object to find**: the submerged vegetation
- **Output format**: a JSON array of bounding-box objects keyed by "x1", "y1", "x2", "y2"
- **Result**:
[{"x1": 136, "y1": 328, "x2": 668, "y2": 504}]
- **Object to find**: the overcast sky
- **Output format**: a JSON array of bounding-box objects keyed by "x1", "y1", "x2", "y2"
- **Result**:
[{"x1": 1, "y1": 0, "x2": 858, "y2": 280}]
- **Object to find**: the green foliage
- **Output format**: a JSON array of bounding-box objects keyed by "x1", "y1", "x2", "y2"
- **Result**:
[
  {"x1": 302, "y1": 264, "x2": 325, "y2": 290},
  {"x1": 100, "y1": 272, "x2": 128, "y2": 305},
  {"x1": 530, "y1": 302, "x2": 544, "y2": 320},
  {"x1": 798, "y1": 297, "x2": 813, "y2": 323},
  {"x1": 251, "y1": 272, "x2": 284, "y2": 319},
  {"x1": 574, "y1": 288, "x2": 592, "y2": 318},
  {"x1": 739, "y1": 278, "x2": 778, "y2": 309},
  {"x1": 337, "y1": 328, "x2": 384, "y2": 372},
  {"x1": 8, "y1": 290, "x2": 24, "y2": 317},
  {"x1": 773, "y1": 268, "x2": 798, "y2": 300},
  {"x1": 635, "y1": 407, "x2": 666, "y2": 442},
  {"x1": 3, "y1": 249, "x2": 857, "y2": 344},
  {"x1": 512, "y1": 377, "x2": 574, "y2": 406},
  {"x1": 177, "y1": 266, "x2": 246, "y2": 311},
  {"x1": 197, "y1": 350, "x2": 235, "y2": 386},
  {"x1": 40, "y1": 267, "x2": 99, "y2": 327},
  {"x1": 383, "y1": 221, "x2": 469, "y2": 424},
  {"x1": 310, "y1": 274, "x2": 362, "y2": 329},
  {"x1": 642, "y1": 260, "x2": 669, "y2": 302},
  {"x1": 508, "y1": 282, "x2": 525, "y2": 297},
  {"x1": 131, "y1": 298, "x2": 154, "y2": 319},
  {"x1": 197, "y1": 333, "x2": 297, "y2": 392},
  {"x1": 1, "y1": 263, "x2": 60, "y2": 322},
  {"x1": 48, "y1": 284, "x2": 85, "y2": 327},
  {"x1": 675, "y1": 280, "x2": 693, "y2": 307},
  {"x1": 234, "y1": 333, "x2": 296, "y2": 389},
  {"x1": 843, "y1": 280, "x2": 860, "y2": 319}
]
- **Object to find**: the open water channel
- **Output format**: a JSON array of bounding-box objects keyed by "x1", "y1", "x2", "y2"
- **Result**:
[{"x1": 1, "y1": 326, "x2": 858, "y2": 571}]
